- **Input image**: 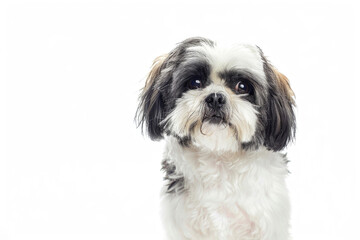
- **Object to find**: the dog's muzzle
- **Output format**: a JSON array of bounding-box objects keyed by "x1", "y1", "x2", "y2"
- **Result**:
[{"x1": 203, "y1": 93, "x2": 227, "y2": 124}]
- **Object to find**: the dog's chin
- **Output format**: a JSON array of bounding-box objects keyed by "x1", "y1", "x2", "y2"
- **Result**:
[{"x1": 192, "y1": 119, "x2": 240, "y2": 153}]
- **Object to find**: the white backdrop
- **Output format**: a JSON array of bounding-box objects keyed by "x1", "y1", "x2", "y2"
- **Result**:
[{"x1": 1, "y1": 0, "x2": 360, "y2": 239}]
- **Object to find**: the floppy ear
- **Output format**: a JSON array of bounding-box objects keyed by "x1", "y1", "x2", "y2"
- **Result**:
[
  {"x1": 263, "y1": 63, "x2": 296, "y2": 151},
  {"x1": 136, "y1": 55, "x2": 168, "y2": 140}
]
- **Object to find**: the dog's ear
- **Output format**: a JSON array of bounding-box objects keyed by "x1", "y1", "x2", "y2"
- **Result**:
[
  {"x1": 136, "y1": 55, "x2": 168, "y2": 140},
  {"x1": 263, "y1": 61, "x2": 296, "y2": 151}
]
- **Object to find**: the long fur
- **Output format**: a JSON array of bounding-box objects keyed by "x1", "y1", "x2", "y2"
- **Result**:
[{"x1": 136, "y1": 37, "x2": 296, "y2": 240}]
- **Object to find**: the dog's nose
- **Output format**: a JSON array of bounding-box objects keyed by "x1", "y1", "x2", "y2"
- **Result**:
[{"x1": 205, "y1": 93, "x2": 226, "y2": 110}]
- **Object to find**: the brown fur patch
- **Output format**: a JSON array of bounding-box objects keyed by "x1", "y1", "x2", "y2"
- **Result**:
[
  {"x1": 144, "y1": 54, "x2": 168, "y2": 91},
  {"x1": 141, "y1": 54, "x2": 169, "y2": 112},
  {"x1": 271, "y1": 67, "x2": 295, "y2": 104}
]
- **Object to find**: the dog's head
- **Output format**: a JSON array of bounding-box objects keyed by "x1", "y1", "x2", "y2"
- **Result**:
[{"x1": 136, "y1": 37, "x2": 295, "y2": 152}]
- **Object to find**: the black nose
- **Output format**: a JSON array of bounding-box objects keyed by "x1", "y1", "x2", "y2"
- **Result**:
[{"x1": 205, "y1": 93, "x2": 226, "y2": 110}]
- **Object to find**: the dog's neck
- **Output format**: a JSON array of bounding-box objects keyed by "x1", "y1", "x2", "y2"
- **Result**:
[{"x1": 163, "y1": 136, "x2": 281, "y2": 193}]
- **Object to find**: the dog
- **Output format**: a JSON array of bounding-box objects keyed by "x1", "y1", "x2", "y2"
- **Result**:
[{"x1": 136, "y1": 37, "x2": 295, "y2": 240}]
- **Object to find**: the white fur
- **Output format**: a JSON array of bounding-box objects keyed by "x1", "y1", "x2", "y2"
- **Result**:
[{"x1": 161, "y1": 136, "x2": 290, "y2": 240}]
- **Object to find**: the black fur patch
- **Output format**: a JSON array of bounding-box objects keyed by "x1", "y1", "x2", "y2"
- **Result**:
[
  {"x1": 167, "y1": 132, "x2": 192, "y2": 147},
  {"x1": 282, "y1": 153, "x2": 291, "y2": 174},
  {"x1": 218, "y1": 70, "x2": 265, "y2": 104},
  {"x1": 161, "y1": 158, "x2": 185, "y2": 194}
]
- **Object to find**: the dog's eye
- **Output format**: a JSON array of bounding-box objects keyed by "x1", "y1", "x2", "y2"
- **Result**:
[
  {"x1": 235, "y1": 80, "x2": 254, "y2": 95},
  {"x1": 188, "y1": 79, "x2": 202, "y2": 89}
]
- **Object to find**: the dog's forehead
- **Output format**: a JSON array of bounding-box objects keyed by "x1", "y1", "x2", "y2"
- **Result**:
[{"x1": 186, "y1": 42, "x2": 267, "y2": 84}]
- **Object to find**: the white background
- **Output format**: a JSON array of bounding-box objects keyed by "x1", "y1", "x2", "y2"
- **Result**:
[{"x1": 1, "y1": 0, "x2": 360, "y2": 239}]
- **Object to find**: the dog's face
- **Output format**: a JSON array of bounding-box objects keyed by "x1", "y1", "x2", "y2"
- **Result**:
[{"x1": 137, "y1": 37, "x2": 295, "y2": 152}]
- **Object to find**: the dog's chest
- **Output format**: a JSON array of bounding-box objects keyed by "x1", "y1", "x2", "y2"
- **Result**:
[
  {"x1": 184, "y1": 160, "x2": 263, "y2": 239},
  {"x1": 184, "y1": 185, "x2": 261, "y2": 240},
  {"x1": 163, "y1": 144, "x2": 289, "y2": 239}
]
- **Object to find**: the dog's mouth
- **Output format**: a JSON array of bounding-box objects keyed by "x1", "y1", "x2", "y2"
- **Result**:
[{"x1": 203, "y1": 114, "x2": 226, "y2": 124}]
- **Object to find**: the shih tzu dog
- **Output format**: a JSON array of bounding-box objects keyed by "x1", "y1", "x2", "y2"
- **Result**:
[{"x1": 136, "y1": 37, "x2": 295, "y2": 240}]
